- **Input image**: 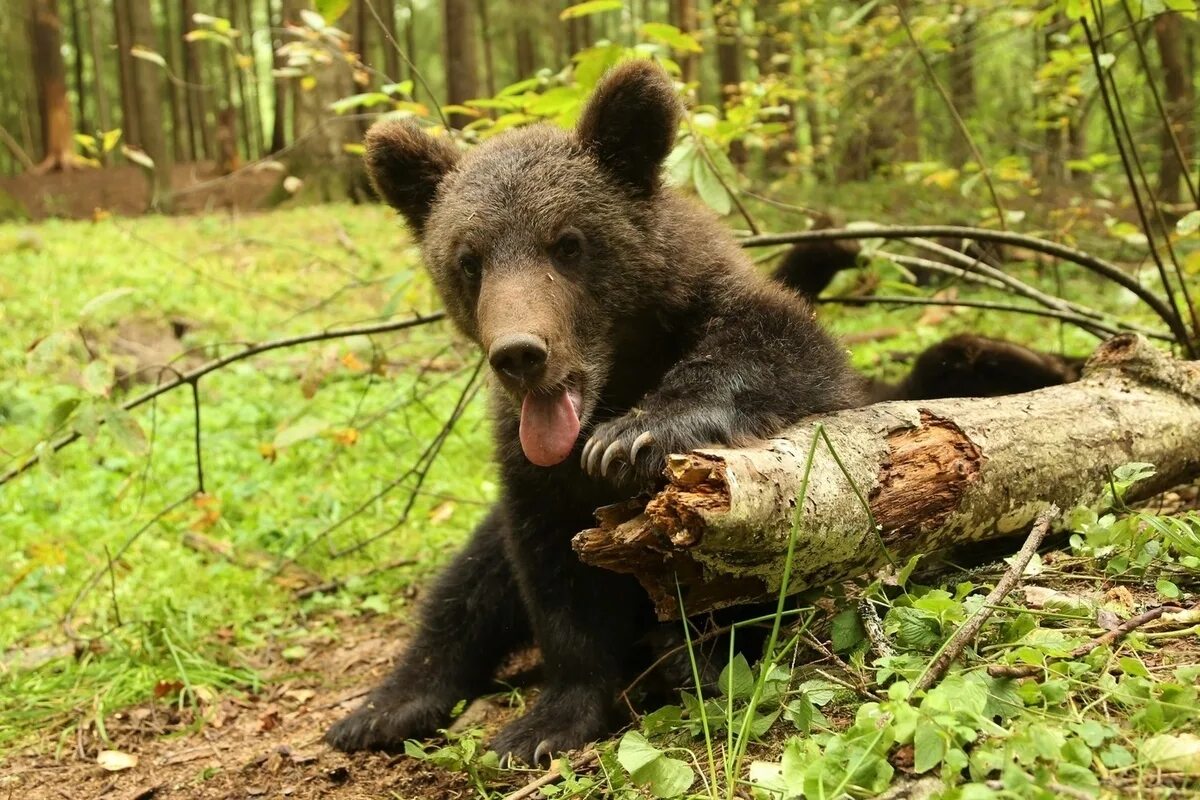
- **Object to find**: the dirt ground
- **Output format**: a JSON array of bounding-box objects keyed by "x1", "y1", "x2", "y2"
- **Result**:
[
  {"x1": 0, "y1": 161, "x2": 283, "y2": 221},
  {"x1": 0, "y1": 614, "x2": 537, "y2": 800}
]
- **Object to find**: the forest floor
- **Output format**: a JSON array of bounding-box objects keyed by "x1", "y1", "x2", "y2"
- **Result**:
[{"x1": 1, "y1": 201, "x2": 1198, "y2": 799}]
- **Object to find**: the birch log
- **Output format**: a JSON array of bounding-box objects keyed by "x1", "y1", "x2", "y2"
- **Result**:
[{"x1": 572, "y1": 335, "x2": 1200, "y2": 619}]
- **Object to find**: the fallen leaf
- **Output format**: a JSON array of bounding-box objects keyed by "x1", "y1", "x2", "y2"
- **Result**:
[
  {"x1": 429, "y1": 501, "x2": 456, "y2": 525},
  {"x1": 98, "y1": 749, "x2": 139, "y2": 771},
  {"x1": 1143, "y1": 733, "x2": 1200, "y2": 775}
]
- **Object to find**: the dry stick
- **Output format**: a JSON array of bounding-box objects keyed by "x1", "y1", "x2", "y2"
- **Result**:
[
  {"x1": 0, "y1": 123, "x2": 35, "y2": 170},
  {"x1": 361, "y1": 0, "x2": 450, "y2": 130},
  {"x1": 293, "y1": 557, "x2": 418, "y2": 600},
  {"x1": 1081, "y1": 17, "x2": 1195, "y2": 355},
  {"x1": 1098, "y1": 26, "x2": 1200, "y2": 342},
  {"x1": 898, "y1": 236, "x2": 1159, "y2": 338},
  {"x1": 740, "y1": 225, "x2": 1188, "y2": 346},
  {"x1": 911, "y1": 505, "x2": 1060, "y2": 694},
  {"x1": 988, "y1": 604, "x2": 1184, "y2": 680},
  {"x1": 1119, "y1": 0, "x2": 1199, "y2": 207},
  {"x1": 814, "y1": 296, "x2": 1172, "y2": 340},
  {"x1": 688, "y1": 119, "x2": 760, "y2": 235},
  {"x1": 896, "y1": 4, "x2": 1007, "y2": 230},
  {"x1": 858, "y1": 598, "x2": 894, "y2": 661},
  {"x1": 502, "y1": 749, "x2": 600, "y2": 800},
  {"x1": 0, "y1": 311, "x2": 446, "y2": 487}
]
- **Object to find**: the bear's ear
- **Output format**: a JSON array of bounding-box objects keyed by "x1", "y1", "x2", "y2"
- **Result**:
[
  {"x1": 575, "y1": 60, "x2": 681, "y2": 196},
  {"x1": 364, "y1": 120, "x2": 459, "y2": 234}
]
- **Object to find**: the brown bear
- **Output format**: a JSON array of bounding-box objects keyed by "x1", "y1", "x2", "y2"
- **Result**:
[{"x1": 325, "y1": 60, "x2": 866, "y2": 765}]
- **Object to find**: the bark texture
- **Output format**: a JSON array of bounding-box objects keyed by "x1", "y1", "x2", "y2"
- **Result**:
[{"x1": 574, "y1": 336, "x2": 1200, "y2": 619}]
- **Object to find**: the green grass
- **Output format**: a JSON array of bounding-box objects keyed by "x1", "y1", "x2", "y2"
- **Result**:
[{"x1": 1, "y1": 200, "x2": 1195, "y2": 799}]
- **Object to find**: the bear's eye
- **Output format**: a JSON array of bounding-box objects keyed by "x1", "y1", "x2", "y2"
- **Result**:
[
  {"x1": 458, "y1": 251, "x2": 482, "y2": 280},
  {"x1": 550, "y1": 229, "x2": 585, "y2": 266}
]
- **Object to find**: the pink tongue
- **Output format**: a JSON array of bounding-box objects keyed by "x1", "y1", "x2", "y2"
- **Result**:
[{"x1": 519, "y1": 389, "x2": 580, "y2": 467}]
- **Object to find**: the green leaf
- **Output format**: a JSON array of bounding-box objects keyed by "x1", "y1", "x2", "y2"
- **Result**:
[
  {"x1": 105, "y1": 407, "x2": 149, "y2": 456},
  {"x1": 79, "y1": 287, "x2": 135, "y2": 319},
  {"x1": 81, "y1": 360, "x2": 115, "y2": 397},
  {"x1": 102, "y1": 128, "x2": 123, "y2": 153},
  {"x1": 640, "y1": 22, "x2": 703, "y2": 53},
  {"x1": 718, "y1": 654, "x2": 754, "y2": 700},
  {"x1": 1156, "y1": 577, "x2": 1181, "y2": 599},
  {"x1": 1177, "y1": 210, "x2": 1200, "y2": 236},
  {"x1": 560, "y1": 0, "x2": 622, "y2": 20},
  {"x1": 48, "y1": 398, "x2": 81, "y2": 432},
  {"x1": 831, "y1": 607, "x2": 866, "y2": 652},
  {"x1": 691, "y1": 156, "x2": 731, "y2": 216},
  {"x1": 329, "y1": 92, "x2": 395, "y2": 113},
  {"x1": 616, "y1": 731, "x2": 695, "y2": 798},
  {"x1": 314, "y1": 0, "x2": 352, "y2": 23},
  {"x1": 130, "y1": 46, "x2": 167, "y2": 69},
  {"x1": 274, "y1": 418, "x2": 330, "y2": 449}
]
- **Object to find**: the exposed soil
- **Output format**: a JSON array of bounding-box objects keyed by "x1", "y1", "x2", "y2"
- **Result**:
[
  {"x1": 0, "y1": 613, "x2": 537, "y2": 800},
  {"x1": 0, "y1": 161, "x2": 283, "y2": 221}
]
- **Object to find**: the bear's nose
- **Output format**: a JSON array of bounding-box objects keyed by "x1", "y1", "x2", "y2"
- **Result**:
[{"x1": 488, "y1": 333, "x2": 548, "y2": 382}]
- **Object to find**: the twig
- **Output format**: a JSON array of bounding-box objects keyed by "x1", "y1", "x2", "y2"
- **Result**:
[
  {"x1": 502, "y1": 749, "x2": 600, "y2": 800},
  {"x1": 896, "y1": 4, "x2": 1007, "y2": 229},
  {"x1": 0, "y1": 123, "x2": 34, "y2": 170},
  {"x1": 857, "y1": 598, "x2": 894, "y2": 660},
  {"x1": 361, "y1": 0, "x2": 450, "y2": 130},
  {"x1": 988, "y1": 603, "x2": 1183, "y2": 680},
  {"x1": 62, "y1": 494, "x2": 194, "y2": 639},
  {"x1": 294, "y1": 557, "x2": 419, "y2": 599},
  {"x1": 0, "y1": 311, "x2": 446, "y2": 487},
  {"x1": 1081, "y1": 16, "x2": 1195, "y2": 355},
  {"x1": 688, "y1": 120, "x2": 759, "y2": 235},
  {"x1": 815, "y1": 296, "x2": 1171, "y2": 340},
  {"x1": 190, "y1": 379, "x2": 204, "y2": 494},
  {"x1": 739, "y1": 226, "x2": 1188, "y2": 346},
  {"x1": 912, "y1": 505, "x2": 1059, "y2": 693}
]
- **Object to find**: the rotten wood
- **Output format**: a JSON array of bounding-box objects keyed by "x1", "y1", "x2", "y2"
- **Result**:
[{"x1": 573, "y1": 335, "x2": 1200, "y2": 619}]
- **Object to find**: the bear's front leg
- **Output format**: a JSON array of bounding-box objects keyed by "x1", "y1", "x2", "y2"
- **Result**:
[
  {"x1": 583, "y1": 301, "x2": 864, "y2": 488},
  {"x1": 490, "y1": 510, "x2": 648, "y2": 765},
  {"x1": 326, "y1": 507, "x2": 530, "y2": 752}
]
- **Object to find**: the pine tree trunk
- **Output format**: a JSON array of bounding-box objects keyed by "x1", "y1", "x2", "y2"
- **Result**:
[
  {"x1": 113, "y1": 0, "x2": 141, "y2": 148},
  {"x1": 379, "y1": 0, "x2": 401, "y2": 81},
  {"x1": 240, "y1": 0, "x2": 265, "y2": 156},
  {"x1": 442, "y1": 0, "x2": 478, "y2": 128},
  {"x1": 674, "y1": 0, "x2": 698, "y2": 85},
  {"x1": 713, "y1": 0, "x2": 744, "y2": 164},
  {"x1": 269, "y1": 0, "x2": 291, "y2": 153},
  {"x1": 947, "y1": 14, "x2": 976, "y2": 167},
  {"x1": 162, "y1": 0, "x2": 187, "y2": 161},
  {"x1": 127, "y1": 0, "x2": 173, "y2": 208},
  {"x1": 574, "y1": 336, "x2": 1200, "y2": 619},
  {"x1": 182, "y1": 0, "x2": 213, "y2": 160},
  {"x1": 66, "y1": 0, "x2": 88, "y2": 134},
  {"x1": 476, "y1": 0, "x2": 497, "y2": 99},
  {"x1": 514, "y1": 21, "x2": 536, "y2": 79},
  {"x1": 86, "y1": 0, "x2": 113, "y2": 152},
  {"x1": 1153, "y1": 12, "x2": 1195, "y2": 205},
  {"x1": 28, "y1": 0, "x2": 77, "y2": 171}
]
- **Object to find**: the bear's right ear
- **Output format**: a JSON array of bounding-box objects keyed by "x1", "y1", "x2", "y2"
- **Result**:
[
  {"x1": 575, "y1": 60, "x2": 681, "y2": 196},
  {"x1": 364, "y1": 120, "x2": 459, "y2": 234}
]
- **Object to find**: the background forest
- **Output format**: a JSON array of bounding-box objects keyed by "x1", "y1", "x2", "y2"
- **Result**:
[{"x1": 2, "y1": 1, "x2": 1200, "y2": 799}]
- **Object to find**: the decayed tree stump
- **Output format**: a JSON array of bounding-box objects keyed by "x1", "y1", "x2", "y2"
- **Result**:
[{"x1": 573, "y1": 335, "x2": 1200, "y2": 619}]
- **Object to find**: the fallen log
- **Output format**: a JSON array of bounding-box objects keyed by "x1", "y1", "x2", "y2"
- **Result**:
[{"x1": 573, "y1": 335, "x2": 1200, "y2": 619}]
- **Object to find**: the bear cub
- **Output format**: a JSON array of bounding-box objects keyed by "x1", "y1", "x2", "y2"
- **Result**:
[{"x1": 325, "y1": 61, "x2": 865, "y2": 765}]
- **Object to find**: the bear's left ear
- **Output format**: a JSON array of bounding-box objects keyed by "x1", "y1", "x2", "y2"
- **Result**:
[
  {"x1": 575, "y1": 60, "x2": 681, "y2": 196},
  {"x1": 364, "y1": 119, "x2": 460, "y2": 235}
]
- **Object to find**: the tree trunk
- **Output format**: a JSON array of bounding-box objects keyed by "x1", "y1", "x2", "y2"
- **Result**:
[
  {"x1": 379, "y1": 0, "x2": 401, "y2": 81},
  {"x1": 270, "y1": 0, "x2": 291, "y2": 153},
  {"x1": 515, "y1": 20, "x2": 536, "y2": 79},
  {"x1": 476, "y1": 0, "x2": 496, "y2": 99},
  {"x1": 947, "y1": 14, "x2": 976, "y2": 167},
  {"x1": 66, "y1": 0, "x2": 88, "y2": 134},
  {"x1": 756, "y1": 0, "x2": 795, "y2": 168},
  {"x1": 1152, "y1": 12, "x2": 1195, "y2": 205},
  {"x1": 113, "y1": 0, "x2": 140, "y2": 148},
  {"x1": 574, "y1": 336, "x2": 1200, "y2": 619},
  {"x1": 442, "y1": 0, "x2": 478, "y2": 128},
  {"x1": 240, "y1": 0, "x2": 265, "y2": 156},
  {"x1": 28, "y1": 0, "x2": 77, "y2": 171},
  {"x1": 163, "y1": 0, "x2": 188, "y2": 161},
  {"x1": 85, "y1": 0, "x2": 112, "y2": 143},
  {"x1": 182, "y1": 0, "x2": 212, "y2": 160},
  {"x1": 713, "y1": 0, "x2": 744, "y2": 164},
  {"x1": 674, "y1": 0, "x2": 698, "y2": 85},
  {"x1": 128, "y1": 0, "x2": 173, "y2": 208},
  {"x1": 405, "y1": 0, "x2": 418, "y2": 100}
]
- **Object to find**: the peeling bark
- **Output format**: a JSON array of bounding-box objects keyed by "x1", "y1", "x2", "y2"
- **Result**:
[{"x1": 573, "y1": 336, "x2": 1200, "y2": 619}]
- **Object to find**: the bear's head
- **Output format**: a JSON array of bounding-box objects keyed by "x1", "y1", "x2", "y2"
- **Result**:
[{"x1": 365, "y1": 60, "x2": 683, "y2": 468}]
